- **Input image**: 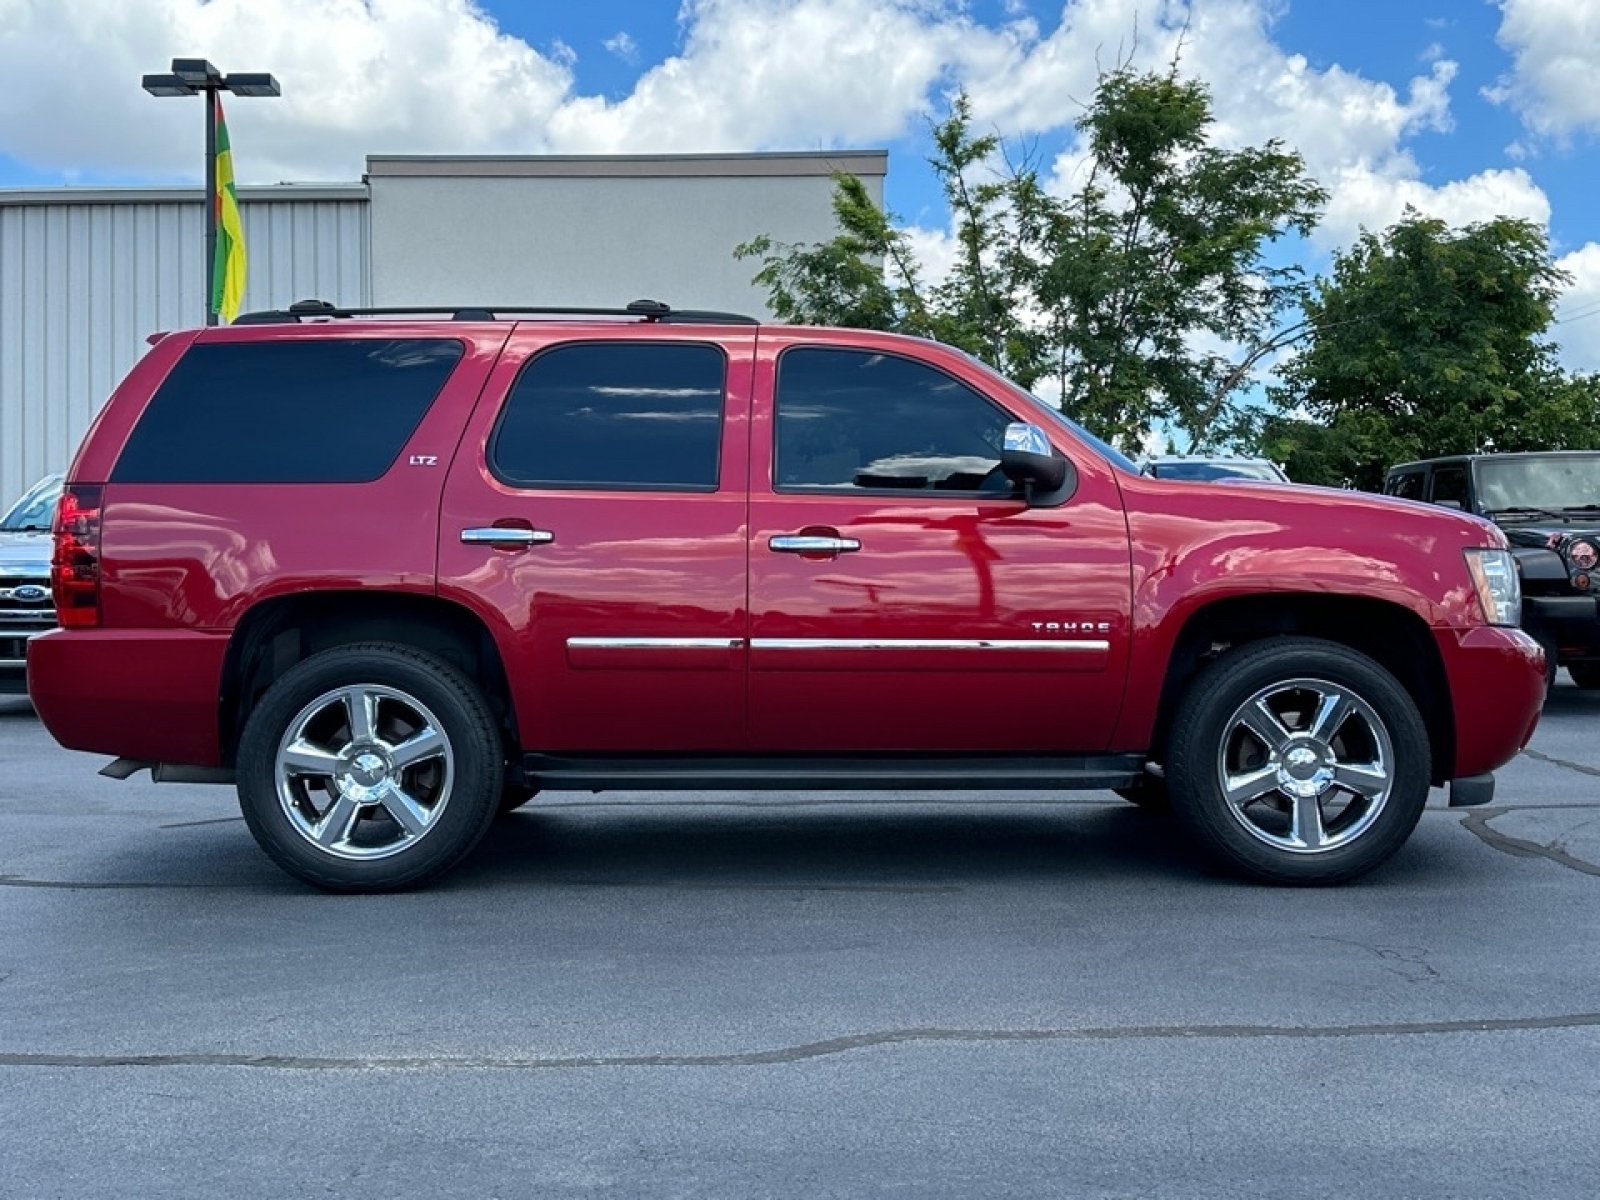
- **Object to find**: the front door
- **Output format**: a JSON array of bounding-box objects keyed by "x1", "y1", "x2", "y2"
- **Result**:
[
  {"x1": 746, "y1": 339, "x2": 1132, "y2": 753},
  {"x1": 438, "y1": 327, "x2": 753, "y2": 753}
]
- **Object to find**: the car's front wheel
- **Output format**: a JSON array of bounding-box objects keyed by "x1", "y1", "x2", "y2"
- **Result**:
[
  {"x1": 1165, "y1": 637, "x2": 1431, "y2": 885},
  {"x1": 236, "y1": 643, "x2": 503, "y2": 892}
]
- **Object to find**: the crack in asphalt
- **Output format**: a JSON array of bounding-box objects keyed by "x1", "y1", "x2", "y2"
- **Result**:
[
  {"x1": 1459, "y1": 810, "x2": 1600, "y2": 878},
  {"x1": 1520, "y1": 747, "x2": 1600, "y2": 779},
  {"x1": 5, "y1": 1012, "x2": 1600, "y2": 1072}
]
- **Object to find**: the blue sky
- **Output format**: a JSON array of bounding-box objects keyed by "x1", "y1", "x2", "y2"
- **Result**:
[{"x1": 1, "y1": 0, "x2": 1597, "y2": 364}]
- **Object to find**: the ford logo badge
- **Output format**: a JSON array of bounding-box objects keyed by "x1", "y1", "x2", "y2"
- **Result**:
[{"x1": 11, "y1": 584, "x2": 47, "y2": 603}]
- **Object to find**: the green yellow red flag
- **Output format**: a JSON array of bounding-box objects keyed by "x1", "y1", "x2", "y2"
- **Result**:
[{"x1": 210, "y1": 96, "x2": 247, "y2": 323}]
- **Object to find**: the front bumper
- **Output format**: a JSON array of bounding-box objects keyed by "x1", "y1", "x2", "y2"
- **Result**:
[
  {"x1": 1523, "y1": 594, "x2": 1600, "y2": 659},
  {"x1": 2, "y1": 624, "x2": 55, "y2": 694},
  {"x1": 1435, "y1": 624, "x2": 1545, "y2": 780}
]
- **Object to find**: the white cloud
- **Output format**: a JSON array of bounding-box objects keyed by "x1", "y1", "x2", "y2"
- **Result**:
[
  {"x1": 0, "y1": 0, "x2": 1567, "y2": 254},
  {"x1": 0, "y1": 0, "x2": 575, "y2": 182},
  {"x1": 604, "y1": 32, "x2": 640, "y2": 64},
  {"x1": 1488, "y1": 0, "x2": 1600, "y2": 140},
  {"x1": 1554, "y1": 243, "x2": 1600, "y2": 373},
  {"x1": 966, "y1": 0, "x2": 1546, "y2": 245}
]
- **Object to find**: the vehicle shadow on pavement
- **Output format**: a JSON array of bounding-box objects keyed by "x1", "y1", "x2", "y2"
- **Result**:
[{"x1": 458, "y1": 801, "x2": 1257, "y2": 892}]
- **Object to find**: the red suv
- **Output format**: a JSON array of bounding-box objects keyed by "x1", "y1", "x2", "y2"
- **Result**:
[{"x1": 29, "y1": 300, "x2": 1546, "y2": 892}]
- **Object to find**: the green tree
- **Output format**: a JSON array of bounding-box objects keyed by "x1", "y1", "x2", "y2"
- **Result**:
[
  {"x1": 1270, "y1": 212, "x2": 1600, "y2": 490},
  {"x1": 736, "y1": 66, "x2": 1326, "y2": 452}
]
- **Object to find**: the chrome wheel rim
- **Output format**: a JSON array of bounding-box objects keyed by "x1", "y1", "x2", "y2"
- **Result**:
[
  {"x1": 1215, "y1": 677, "x2": 1393, "y2": 855},
  {"x1": 273, "y1": 684, "x2": 455, "y2": 861}
]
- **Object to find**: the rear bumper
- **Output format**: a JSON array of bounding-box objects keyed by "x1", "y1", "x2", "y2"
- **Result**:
[
  {"x1": 1435, "y1": 625, "x2": 1545, "y2": 780},
  {"x1": 27, "y1": 628, "x2": 229, "y2": 765}
]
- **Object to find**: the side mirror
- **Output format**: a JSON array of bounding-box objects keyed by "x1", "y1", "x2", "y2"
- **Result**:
[{"x1": 1000, "y1": 423, "x2": 1069, "y2": 493}]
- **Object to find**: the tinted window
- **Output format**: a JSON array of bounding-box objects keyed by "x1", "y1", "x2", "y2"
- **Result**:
[
  {"x1": 113, "y1": 339, "x2": 463, "y2": 484},
  {"x1": 1385, "y1": 471, "x2": 1425, "y2": 499},
  {"x1": 492, "y1": 343, "x2": 725, "y2": 490},
  {"x1": 775, "y1": 348, "x2": 1012, "y2": 492},
  {"x1": 1429, "y1": 466, "x2": 1469, "y2": 506}
]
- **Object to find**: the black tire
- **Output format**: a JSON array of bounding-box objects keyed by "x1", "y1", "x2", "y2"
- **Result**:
[
  {"x1": 1165, "y1": 637, "x2": 1431, "y2": 886},
  {"x1": 1566, "y1": 662, "x2": 1600, "y2": 690},
  {"x1": 236, "y1": 643, "x2": 503, "y2": 892}
]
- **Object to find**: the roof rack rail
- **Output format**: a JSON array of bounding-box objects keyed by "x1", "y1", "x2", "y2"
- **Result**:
[{"x1": 230, "y1": 298, "x2": 759, "y2": 326}]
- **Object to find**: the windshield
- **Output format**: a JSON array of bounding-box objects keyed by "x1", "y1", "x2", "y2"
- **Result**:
[
  {"x1": 957, "y1": 354, "x2": 1140, "y2": 473},
  {"x1": 0, "y1": 474, "x2": 62, "y2": 532},
  {"x1": 1474, "y1": 456, "x2": 1600, "y2": 514},
  {"x1": 1152, "y1": 460, "x2": 1285, "y2": 482}
]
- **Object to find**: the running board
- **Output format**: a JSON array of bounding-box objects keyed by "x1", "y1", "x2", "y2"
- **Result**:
[{"x1": 520, "y1": 754, "x2": 1145, "y2": 792}]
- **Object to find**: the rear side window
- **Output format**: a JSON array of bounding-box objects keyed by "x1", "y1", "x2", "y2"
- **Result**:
[
  {"x1": 1429, "y1": 466, "x2": 1468, "y2": 506},
  {"x1": 113, "y1": 339, "x2": 463, "y2": 484},
  {"x1": 1385, "y1": 471, "x2": 1425, "y2": 500},
  {"x1": 491, "y1": 342, "x2": 725, "y2": 490}
]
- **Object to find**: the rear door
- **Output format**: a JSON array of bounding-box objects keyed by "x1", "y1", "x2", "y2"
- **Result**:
[{"x1": 438, "y1": 325, "x2": 754, "y2": 753}]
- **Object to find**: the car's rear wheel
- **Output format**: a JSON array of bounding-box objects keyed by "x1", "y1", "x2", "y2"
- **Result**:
[
  {"x1": 1566, "y1": 661, "x2": 1600, "y2": 690},
  {"x1": 237, "y1": 643, "x2": 502, "y2": 892},
  {"x1": 1165, "y1": 637, "x2": 1430, "y2": 885}
]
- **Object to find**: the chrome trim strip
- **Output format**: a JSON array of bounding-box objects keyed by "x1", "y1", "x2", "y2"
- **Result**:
[
  {"x1": 0, "y1": 659, "x2": 27, "y2": 668},
  {"x1": 567, "y1": 637, "x2": 744, "y2": 650},
  {"x1": 750, "y1": 638, "x2": 1110, "y2": 652}
]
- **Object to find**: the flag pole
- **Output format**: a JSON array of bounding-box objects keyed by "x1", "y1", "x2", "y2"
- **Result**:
[{"x1": 203, "y1": 86, "x2": 218, "y2": 327}]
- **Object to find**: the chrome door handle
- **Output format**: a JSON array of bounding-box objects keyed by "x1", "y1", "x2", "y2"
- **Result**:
[
  {"x1": 461, "y1": 527, "x2": 554, "y2": 546},
  {"x1": 769, "y1": 535, "x2": 861, "y2": 554}
]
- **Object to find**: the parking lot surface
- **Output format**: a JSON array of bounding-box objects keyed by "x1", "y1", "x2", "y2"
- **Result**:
[{"x1": 3, "y1": 684, "x2": 1599, "y2": 1198}]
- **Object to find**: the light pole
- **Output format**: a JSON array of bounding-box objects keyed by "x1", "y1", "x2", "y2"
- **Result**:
[{"x1": 142, "y1": 58, "x2": 280, "y2": 325}]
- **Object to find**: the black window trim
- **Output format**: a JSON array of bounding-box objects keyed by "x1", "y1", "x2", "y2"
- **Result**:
[
  {"x1": 487, "y1": 338, "x2": 730, "y2": 494},
  {"x1": 770, "y1": 344, "x2": 1026, "y2": 501}
]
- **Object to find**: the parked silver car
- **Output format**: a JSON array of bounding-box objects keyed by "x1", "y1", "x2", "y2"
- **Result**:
[{"x1": 0, "y1": 474, "x2": 62, "y2": 694}]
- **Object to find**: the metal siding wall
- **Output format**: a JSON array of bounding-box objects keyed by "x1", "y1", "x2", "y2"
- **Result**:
[{"x1": 0, "y1": 195, "x2": 369, "y2": 505}]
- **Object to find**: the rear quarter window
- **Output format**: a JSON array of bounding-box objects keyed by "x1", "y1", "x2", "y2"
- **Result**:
[
  {"x1": 112, "y1": 339, "x2": 464, "y2": 484},
  {"x1": 1384, "y1": 470, "x2": 1425, "y2": 500}
]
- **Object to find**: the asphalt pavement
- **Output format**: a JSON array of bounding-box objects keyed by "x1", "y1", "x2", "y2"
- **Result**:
[{"x1": 2, "y1": 680, "x2": 1598, "y2": 1198}]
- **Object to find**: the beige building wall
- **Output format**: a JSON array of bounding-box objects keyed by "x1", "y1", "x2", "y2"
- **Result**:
[{"x1": 365, "y1": 152, "x2": 887, "y2": 319}]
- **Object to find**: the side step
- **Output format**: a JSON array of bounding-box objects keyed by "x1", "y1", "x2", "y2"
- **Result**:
[{"x1": 520, "y1": 754, "x2": 1145, "y2": 792}]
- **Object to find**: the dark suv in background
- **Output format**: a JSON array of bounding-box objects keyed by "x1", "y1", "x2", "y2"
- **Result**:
[{"x1": 1384, "y1": 452, "x2": 1600, "y2": 687}]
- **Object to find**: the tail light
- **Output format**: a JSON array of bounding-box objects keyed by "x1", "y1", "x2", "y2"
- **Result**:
[{"x1": 52, "y1": 484, "x2": 104, "y2": 628}]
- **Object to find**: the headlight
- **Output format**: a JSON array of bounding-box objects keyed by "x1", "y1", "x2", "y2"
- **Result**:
[
  {"x1": 1464, "y1": 548, "x2": 1521, "y2": 627},
  {"x1": 1568, "y1": 539, "x2": 1599, "y2": 571}
]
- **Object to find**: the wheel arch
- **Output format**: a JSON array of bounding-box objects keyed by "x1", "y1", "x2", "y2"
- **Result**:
[
  {"x1": 1147, "y1": 594, "x2": 1454, "y2": 786},
  {"x1": 219, "y1": 590, "x2": 516, "y2": 766}
]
